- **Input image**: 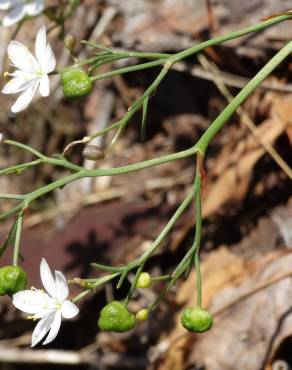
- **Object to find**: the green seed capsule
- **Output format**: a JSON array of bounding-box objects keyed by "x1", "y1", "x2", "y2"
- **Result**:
[
  {"x1": 98, "y1": 301, "x2": 136, "y2": 333},
  {"x1": 135, "y1": 308, "x2": 149, "y2": 321},
  {"x1": 0, "y1": 266, "x2": 27, "y2": 296},
  {"x1": 181, "y1": 307, "x2": 213, "y2": 333},
  {"x1": 61, "y1": 69, "x2": 93, "y2": 99},
  {"x1": 136, "y1": 272, "x2": 152, "y2": 288}
]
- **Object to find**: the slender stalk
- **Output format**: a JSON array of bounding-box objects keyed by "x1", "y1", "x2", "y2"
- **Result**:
[
  {"x1": 196, "y1": 40, "x2": 292, "y2": 153},
  {"x1": 170, "y1": 14, "x2": 292, "y2": 63},
  {"x1": 90, "y1": 59, "x2": 166, "y2": 81},
  {"x1": 12, "y1": 213, "x2": 23, "y2": 266},
  {"x1": 0, "y1": 194, "x2": 25, "y2": 200},
  {"x1": 0, "y1": 160, "x2": 43, "y2": 176}
]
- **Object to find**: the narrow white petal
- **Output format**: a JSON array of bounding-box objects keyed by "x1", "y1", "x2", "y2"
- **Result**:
[
  {"x1": 61, "y1": 300, "x2": 79, "y2": 319},
  {"x1": 31, "y1": 313, "x2": 55, "y2": 347},
  {"x1": 35, "y1": 25, "x2": 47, "y2": 69},
  {"x1": 8, "y1": 41, "x2": 39, "y2": 73},
  {"x1": 11, "y1": 80, "x2": 39, "y2": 113},
  {"x1": 25, "y1": 0, "x2": 44, "y2": 16},
  {"x1": 43, "y1": 44, "x2": 56, "y2": 73},
  {"x1": 39, "y1": 74, "x2": 50, "y2": 97},
  {"x1": 40, "y1": 258, "x2": 58, "y2": 298},
  {"x1": 55, "y1": 271, "x2": 69, "y2": 302},
  {"x1": 2, "y1": 5, "x2": 25, "y2": 27},
  {"x1": 42, "y1": 311, "x2": 62, "y2": 345},
  {"x1": 0, "y1": 0, "x2": 12, "y2": 10}
]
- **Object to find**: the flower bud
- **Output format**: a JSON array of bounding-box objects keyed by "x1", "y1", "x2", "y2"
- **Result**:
[
  {"x1": 181, "y1": 306, "x2": 213, "y2": 333},
  {"x1": 136, "y1": 272, "x2": 152, "y2": 289},
  {"x1": 0, "y1": 266, "x2": 27, "y2": 296},
  {"x1": 135, "y1": 308, "x2": 149, "y2": 321},
  {"x1": 82, "y1": 145, "x2": 105, "y2": 161},
  {"x1": 61, "y1": 69, "x2": 93, "y2": 99},
  {"x1": 98, "y1": 301, "x2": 136, "y2": 333},
  {"x1": 64, "y1": 34, "x2": 77, "y2": 53}
]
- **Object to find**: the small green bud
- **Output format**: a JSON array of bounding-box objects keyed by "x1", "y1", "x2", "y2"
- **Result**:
[
  {"x1": 64, "y1": 34, "x2": 77, "y2": 53},
  {"x1": 61, "y1": 69, "x2": 93, "y2": 99},
  {"x1": 136, "y1": 272, "x2": 152, "y2": 289},
  {"x1": 135, "y1": 308, "x2": 149, "y2": 321},
  {"x1": 98, "y1": 301, "x2": 136, "y2": 333},
  {"x1": 0, "y1": 266, "x2": 27, "y2": 296},
  {"x1": 82, "y1": 145, "x2": 105, "y2": 161},
  {"x1": 181, "y1": 307, "x2": 213, "y2": 333}
]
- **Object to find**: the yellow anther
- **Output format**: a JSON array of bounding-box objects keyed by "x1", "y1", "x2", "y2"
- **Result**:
[{"x1": 3, "y1": 72, "x2": 9, "y2": 78}]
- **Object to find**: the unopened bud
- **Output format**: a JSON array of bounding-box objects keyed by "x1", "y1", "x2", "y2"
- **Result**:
[
  {"x1": 136, "y1": 272, "x2": 152, "y2": 289},
  {"x1": 136, "y1": 308, "x2": 149, "y2": 321},
  {"x1": 82, "y1": 145, "x2": 105, "y2": 161},
  {"x1": 64, "y1": 34, "x2": 77, "y2": 53}
]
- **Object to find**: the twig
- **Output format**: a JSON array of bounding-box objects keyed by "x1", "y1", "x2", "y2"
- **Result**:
[{"x1": 172, "y1": 61, "x2": 292, "y2": 93}]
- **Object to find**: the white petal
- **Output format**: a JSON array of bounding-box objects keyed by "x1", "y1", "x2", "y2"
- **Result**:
[
  {"x1": 13, "y1": 290, "x2": 51, "y2": 315},
  {"x1": 61, "y1": 300, "x2": 79, "y2": 319},
  {"x1": 54, "y1": 271, "x2": 69, "y2": 302},
  {"x1": 0, "y1": 0, "x2": 12, "y2": 10},
  {"x1": 11, "y1": 80, "x2": 39, "y2": 113},
  {"x1": 8, "y1": 41, "x2": 39, "y2": 73},
  {"x1": 35, "y1": 26, "x2": 56, "y2": 73},
  {"x1": 40, "y1": 258, "x2": 57, "y2": 298},
  {"x1": 1, "y1": 71, "x2": 35, "y2": 94},
  {"x1": 31, "y1": 313, "x2": 54, "y2": 347},
  {"x1": 42, "y1": 311, "x2": 62, "y2": 345},
  {"x1": 35, "y1": 25, "x2": 47, "y2": 68},
  {"x1": 39, "y1": 74, "x2": 50, "y2": 97},
  {"x1": 25, "y1": 0, "x2": 44, "y2": 16},
  {"x1": 2, "y1": 5, "x2": 25, "y2": 27},
  {"x1": 43, "y1": 43, "x2": 56, "y2": 73}
]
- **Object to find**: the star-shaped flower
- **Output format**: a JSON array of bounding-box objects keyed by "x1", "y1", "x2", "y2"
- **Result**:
[
  {"x1": 0, "y1": 0, "x2": 44, "y2": 27},
  {"x1": 1, "y1": 25, "x2": 56, "y2": 113},
  {"x1": 12, "y1": 259, "x2": 79, "y2": 347}
]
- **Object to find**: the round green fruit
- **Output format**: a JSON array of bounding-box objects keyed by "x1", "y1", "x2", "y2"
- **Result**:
[
  {"x1": 61, "y1": 69, "x2": 93, "y2": 98},
  {"x1": 0, "y1": 266, "x2": 27, "y2": 296},
  {"x1": 181, "y1": 307, "x2": 213, "y2": 333},
  {"x1": 98, "y1": 301, "x2": 136, "y2": 333}
]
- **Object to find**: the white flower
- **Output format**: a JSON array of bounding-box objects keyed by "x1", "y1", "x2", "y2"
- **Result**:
[
  {"x1": 0, "y1": 0, "x2": 44, "y2": 27},
  {"x1": 1, "y1": 25, "x2": 56, "y2": 113},
  {"x1": 0, "y1": 133, "x2": 3, "y2": 142},
  {"x1": 12, "y1": 259, "x2": 79, "y2": 347}
]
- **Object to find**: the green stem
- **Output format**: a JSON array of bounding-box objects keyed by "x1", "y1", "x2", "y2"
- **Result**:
[
  {"x1": 0, "y1": 159, "x2": 43, "y2": 176},
  {"x1": 90, "y1": 59, "x2": 166, "y2": 82},
  {"x1": 124, "y1": 263, "x2": 145, "y2": 306},
  {"x1": 89, "y1": 66, "x2": 169, "y2": 142},
  {"x1": 195, "y1": 249, "x2": 202, "y2": 307},
  {"x1": 12, "y1": 213, "x2": 23, "y2": 266},
  {"x1": 93, "y1": 184, "x2": 196, "y2": 273},
  {"x1": 0, "y1": 194, "x2": 25, "y2": 200},
  {"x1": 196, "y1": 39, "x2": 292, "y2": 153},
  {"x1": 4, "y1": 140, "x2": 46, "y2": 160},
  {"x1": 170, "y1": 14, "x2": 292, "y2": 63}
]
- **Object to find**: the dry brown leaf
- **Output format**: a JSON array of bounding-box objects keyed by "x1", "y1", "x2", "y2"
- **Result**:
[
  {"x1": 155, "y1": 247, "x2": 247, "y2": 370},
  {"x1": 187, "y1": 252, "x2": 292, "y2": 370},
  {"x1": 203, "y1": 117, "x2": 285, "y2": 217}
]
